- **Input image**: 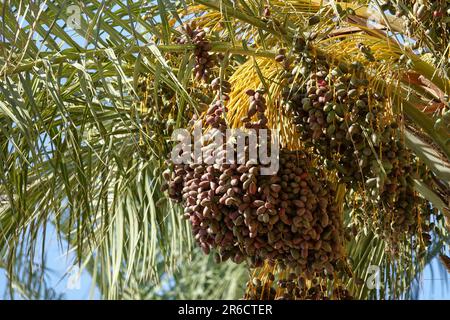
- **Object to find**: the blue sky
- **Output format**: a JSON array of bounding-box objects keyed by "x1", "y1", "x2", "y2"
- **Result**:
[
  {"x1": 414, "y1": 259, "x2": 449, "y2": 299},
  {"x1": 0, "y1": 224, "x2": 100, "y2": 300}
]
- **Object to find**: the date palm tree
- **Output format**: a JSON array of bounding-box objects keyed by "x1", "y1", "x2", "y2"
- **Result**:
[{"x1": 0, "y1": 0, "x2": 449, "y2": 299}]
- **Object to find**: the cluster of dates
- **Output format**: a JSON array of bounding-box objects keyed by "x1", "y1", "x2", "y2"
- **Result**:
[
  {"x1": 244, "y1": 272, "x2": 352, "y2": 300},
  {"x1": 164, "y1": 84, "x2": 344, "y2": 276},
  {"x1": 176, "y1": 22, "x2": 217, "y2": 82},
  {"x1": 277, "y1": 48, "x2": 432, "y2": 246}
]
